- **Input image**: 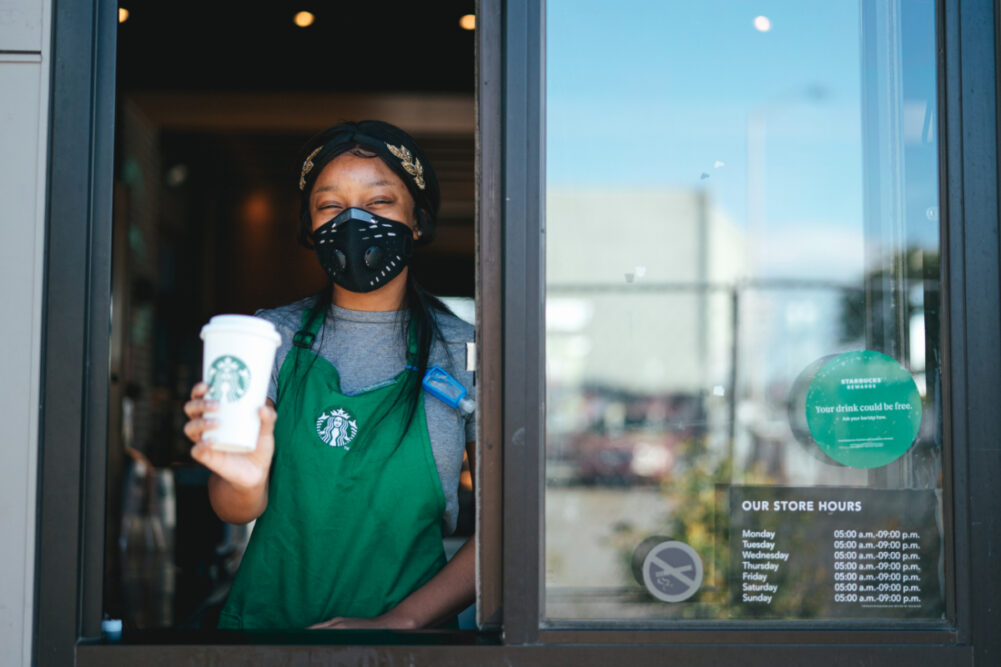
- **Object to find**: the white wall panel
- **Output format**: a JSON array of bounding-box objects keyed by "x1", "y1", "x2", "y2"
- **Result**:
[
  {"x1": 0, "y1": 2, "x2": 49, "y2": 665},
  {"x1": 0, "y1": 0, "x2": 43, "y2": 51}
]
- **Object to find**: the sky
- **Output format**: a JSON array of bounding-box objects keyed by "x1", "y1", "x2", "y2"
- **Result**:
[{"x1": 546, "y1": 0, "x2": 940, "y2": 281}]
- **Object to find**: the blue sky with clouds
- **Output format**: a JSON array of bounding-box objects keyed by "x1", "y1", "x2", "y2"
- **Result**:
[{"x1": 547, "y1": 0, "x2": 939, "y2": 280}]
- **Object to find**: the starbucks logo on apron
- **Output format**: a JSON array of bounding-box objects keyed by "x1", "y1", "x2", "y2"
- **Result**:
[
  {"x1": 316, "y1": 408, "x2": 359, "y2": 450},
  {"x1": 206, "y1": 355, "x2": 251, "y2": 403}
]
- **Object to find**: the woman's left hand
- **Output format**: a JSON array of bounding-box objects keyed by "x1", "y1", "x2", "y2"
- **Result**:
[{"x1": 308, "y1": 613, "x2": 416, "y2": 630}]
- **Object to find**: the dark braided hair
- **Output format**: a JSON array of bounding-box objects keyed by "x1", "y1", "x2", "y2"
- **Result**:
[{"x1": 290, "y1": 120, "x2": 454, "y2": 437}]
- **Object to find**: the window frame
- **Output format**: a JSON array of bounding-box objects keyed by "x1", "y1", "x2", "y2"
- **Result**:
[
  {"x1": 34, "y1": 0, "x2": 1001, "y2": 664},
  {"x1": 536, "y1": 0, "x2": 954, "y2": 637},
  {"x1": 491, "y1": 0, "x2": 996, "y2": 658}
]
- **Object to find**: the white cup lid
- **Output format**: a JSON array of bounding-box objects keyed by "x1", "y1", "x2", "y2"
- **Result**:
[{"x1": 201, "y1": 314, "x2": 281, "y2": 346}]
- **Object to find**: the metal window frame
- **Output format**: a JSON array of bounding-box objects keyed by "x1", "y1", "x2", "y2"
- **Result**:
[
  {"x1": 497, "y1": 0, "x2": 547, "y2": 645},
  {"x1": 476, "y1": 0, "x2": 505, "y2": 630},
  {"x1": 496, "y1": 0, "x2": 997, "y2": 660},
  {"x1": 34, "y1": 0, "x2": 1001, "y2": 664},
  {"x1": 35, "y1": 0, "x2": 117, "y2": 665}
]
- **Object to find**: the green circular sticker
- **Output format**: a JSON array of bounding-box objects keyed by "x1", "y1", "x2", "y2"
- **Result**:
[
  {"x1": 206, "y1": 355, "x2": 251, "y2": 403},
  {"x1": 804, "y1": 350, "x2": 921, "y2": 468}
]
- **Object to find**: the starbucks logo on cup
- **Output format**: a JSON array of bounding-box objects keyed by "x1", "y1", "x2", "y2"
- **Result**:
[
  {"x1": 206, "y1": 355, "x2": 251, "y2": 403},
  {"x1": 316, "y1": 408, "x2": 359, "y2": 450}
]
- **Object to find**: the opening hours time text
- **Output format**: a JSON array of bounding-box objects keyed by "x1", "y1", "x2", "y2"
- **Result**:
[{"x1": 831, "y1": 529, "x2": 923, "y2": 607}]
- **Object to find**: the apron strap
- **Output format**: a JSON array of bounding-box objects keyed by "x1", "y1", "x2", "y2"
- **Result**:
[
  {"x1": 293, "y1": 305, "x2": 327, "y2": 350},
  {"x1": 405, "y1": 318, "x2": 419, "y2": 370}
]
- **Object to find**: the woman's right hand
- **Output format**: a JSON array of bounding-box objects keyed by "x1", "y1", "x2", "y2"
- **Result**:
[{"x1": 183, "y1": 382, "x2": 276, "y2": 492}]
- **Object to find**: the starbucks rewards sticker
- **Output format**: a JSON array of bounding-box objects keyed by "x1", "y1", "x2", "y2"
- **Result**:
[
  {"x1": 206, "y1": 355, "x2": 251, "y2": 403},
  {"x1": 805, "y1": 350, "x2": 922, "y2": 469}
]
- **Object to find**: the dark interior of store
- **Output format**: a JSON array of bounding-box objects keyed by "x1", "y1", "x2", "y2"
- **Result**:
[{"x1": 107, "y1": 1, "x2": 476, "y2": 630}]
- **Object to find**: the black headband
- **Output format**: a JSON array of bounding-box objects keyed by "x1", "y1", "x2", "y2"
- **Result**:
[{"x1": 298, "y1": 132, "x2": 425, "y2": 193}]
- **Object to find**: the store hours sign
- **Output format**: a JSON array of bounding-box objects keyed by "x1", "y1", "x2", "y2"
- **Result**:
[{"x1": 727, "y1": 487, "x2": 944, "y2": 620}]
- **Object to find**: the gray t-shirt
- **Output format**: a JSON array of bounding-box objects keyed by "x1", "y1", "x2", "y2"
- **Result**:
[{"x1": 255, "y1": 298, "x2": 475, "y2": 535}]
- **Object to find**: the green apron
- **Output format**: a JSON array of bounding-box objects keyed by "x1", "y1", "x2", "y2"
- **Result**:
[{"x1": 218, "y1": 311, "x2": 447, "y2": 629}]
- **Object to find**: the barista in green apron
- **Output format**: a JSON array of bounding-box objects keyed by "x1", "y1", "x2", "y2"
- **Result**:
[
  {"x1": 185, "y1": 120, "x2": 475, "y2": 631},
  {"x1": 217, "y1": 312, "x2": 447, "y2": 630}
]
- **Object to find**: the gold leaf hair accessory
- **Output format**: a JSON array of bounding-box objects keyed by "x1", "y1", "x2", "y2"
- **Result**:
[
  {"x1": 385, "y1": 143, "x2": 426, "y2": 190},
  {"x1": 299, "y1": 146, "x2": 323, "y2": 191}
]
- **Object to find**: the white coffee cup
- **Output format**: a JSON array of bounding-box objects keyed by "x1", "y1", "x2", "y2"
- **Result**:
[{"x1": 200, "y1": 315, "x2": 281, "y2": 452}]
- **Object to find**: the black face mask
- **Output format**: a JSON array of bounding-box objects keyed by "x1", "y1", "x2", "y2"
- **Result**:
[{"x1": 312, "y1": 208, "x2": 415, "y2": 293}]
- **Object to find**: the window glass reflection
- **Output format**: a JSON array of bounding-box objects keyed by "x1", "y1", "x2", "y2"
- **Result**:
[{"x1": 545, "y1": 0, "x2": 943, "y2": 622}]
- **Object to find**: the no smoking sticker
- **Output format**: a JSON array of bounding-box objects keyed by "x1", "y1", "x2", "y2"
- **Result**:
[{"x1": 641, "y1": 540, "x2": 703, "y2": 602}]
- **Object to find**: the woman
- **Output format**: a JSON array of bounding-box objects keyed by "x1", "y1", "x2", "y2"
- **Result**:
[{"x1": 183, "y1": 120, "x2": 476, "y2": 630}]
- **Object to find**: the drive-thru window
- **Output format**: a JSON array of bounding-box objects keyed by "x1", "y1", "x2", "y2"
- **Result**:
[{"x1": 32, "y1": 1, "x2": 1000, "y2": 665}]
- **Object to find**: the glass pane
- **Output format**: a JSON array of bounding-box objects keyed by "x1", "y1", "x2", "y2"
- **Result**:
[{"x1": 545, "y1": 0, "x2": 944, "y2": 623}]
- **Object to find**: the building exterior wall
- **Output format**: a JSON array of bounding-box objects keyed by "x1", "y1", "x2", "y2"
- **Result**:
[
  {"x1": 547, "y1": 187, "x2": 744, "y2": 394},
  {"x1": 0, "y1": 1, "x2": 50, "y2": 664}
]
